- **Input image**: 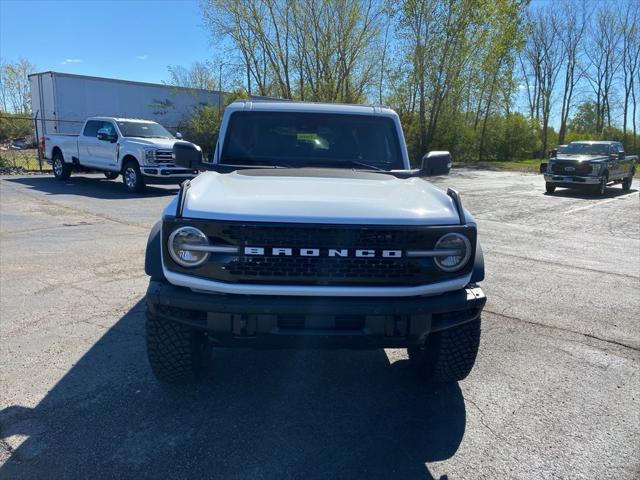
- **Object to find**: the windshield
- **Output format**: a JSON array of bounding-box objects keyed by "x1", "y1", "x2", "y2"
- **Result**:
[
  {"x1": 561, "y1": 143, "x2": 611, "y2": 156},
  {"x1": 220, "y1": 111, "x2": 404, "y2": 170},
  {"x1": 116, "y1": 121, "x2": 174, "y2": 139}
]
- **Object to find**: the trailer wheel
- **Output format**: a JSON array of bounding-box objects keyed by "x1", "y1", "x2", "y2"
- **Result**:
[
  {"x1": 52, "y1": 152, "x2": 71, "y2": 180},
  {"x1": 122, "y1": 160, "x2": 145, "y2": 193},
  {"x1": 104, "y1": 171, "x2": 119, "y2": 180}
]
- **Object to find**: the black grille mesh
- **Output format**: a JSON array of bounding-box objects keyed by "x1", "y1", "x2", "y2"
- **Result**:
[{"x1": 551, "y1": 161, "x2": 592, "y2": 176}]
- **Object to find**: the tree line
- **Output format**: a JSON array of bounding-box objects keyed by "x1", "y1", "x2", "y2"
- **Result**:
[{"x1": 182, "y1": 0, "x2": 639, "y2": 161}]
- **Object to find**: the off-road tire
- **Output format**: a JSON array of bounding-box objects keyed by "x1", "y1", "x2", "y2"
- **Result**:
[
  {"x1": 622, "y1": 176, "x2": 632, "y2": 191},
  {"x1": 545, "y1": 182, "x2": 556, "y2": 194},
  {"x1": 146, "y1": 309, "x2": 210, "y2": 384},
  {"x1": 595, "y1": 175, "x2": 608, "y2": 196},
  {"x1": 104, "y1": 171, "x2": 119, "y2": 180},
  {"x1": 122, "y1": 160, "x2": 145, "y2": 193},
  {"x1": 408, "y1": 317, "x2": 481, "y2": 383},
  {"x1": 52, "y1": 152, "x2": 71, "y2": 180}
]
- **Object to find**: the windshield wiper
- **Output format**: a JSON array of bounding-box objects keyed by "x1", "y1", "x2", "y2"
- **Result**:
[
  {"x1": 220, "y1": 157, "x2": 292, "y2": 168},
  {"x1": 303, "y1": 159, "x2": 387, "y2": 171}
]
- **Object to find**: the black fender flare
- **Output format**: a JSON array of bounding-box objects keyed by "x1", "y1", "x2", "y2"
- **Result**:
[
  {"x1": 145, "y1": 221, "x2": 165, "y2": 281},
  {"x1": 470, "y1": 239, "x2": 485, "y2": 283}
]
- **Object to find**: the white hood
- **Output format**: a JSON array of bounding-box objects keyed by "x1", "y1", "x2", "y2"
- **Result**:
[
  {"x1": 125, "y1": 137, "x2": 179, "y2": 149},
  {"x1": 174, "y1": 169, "x2": 470, "y2": 226}
]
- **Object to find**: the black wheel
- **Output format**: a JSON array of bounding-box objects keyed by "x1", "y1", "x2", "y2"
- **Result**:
[
  {"x1": 52, "y1": 152, "x2": 71, "y2": 180},
  {"x1": 122, "y1": 160, "x2": 145, "y2": 193},
  {"x1": 545, "y1": 182, "x2": 556, "y2": 194},
  {"x1": 408, "y1": 317, "x2": 481, "y2": 383},
  {"x1": 146, "y1": 308, "x2": 211, "y2": 384},
  {"x1": 622, "y1": 176, "x2": 632, "y2": 191},
  {"x1": 595, "y1": 175, "x2": 607, "y2": 196},
  {"x1": 104, "y1": 171, "x2": 119, "y2": 180}
]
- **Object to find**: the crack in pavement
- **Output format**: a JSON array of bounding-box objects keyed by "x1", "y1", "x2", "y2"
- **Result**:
[{"x1": 484, "y1": 309, "x2": 639, "y2": 352}]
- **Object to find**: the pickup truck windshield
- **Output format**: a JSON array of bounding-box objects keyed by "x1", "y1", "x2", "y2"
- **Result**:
[
  {"x1": 221, "y1": 111, "x2": 404, "y2": 170},
  {"x1": 562, "y1": 143, "x2": 611, "y2": 156},
  {"x1": 117, "y1": 121, "x2": 174, "y2": 139}
]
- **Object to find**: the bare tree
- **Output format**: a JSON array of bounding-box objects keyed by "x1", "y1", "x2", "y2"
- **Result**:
[
  {"x1": 557, "y1": 0, "x2": 587, "y2": 145},
  {"x1": 583, "y1": 3, "x2": 622, "y2": 133},
  {"x1": 166, "y1": 62, "x2": 216, "y2": 90},
  {"x1": 619, "y1": 1, "x2": 640, "y2": 145},
  {"x1": 519, "y1": 6, "x2": 563, "y2": 155},
  {"x1": 0, "y1": 58, "x2": 36, "y2": 114}
]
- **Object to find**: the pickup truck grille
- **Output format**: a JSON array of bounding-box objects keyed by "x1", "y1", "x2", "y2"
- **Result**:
[
  {"x1": 551, "y1": 160, "x2": 592, "y2": 176},
  {"x1": 154, "y1": 150, "x2": 174, "y2": 164},
  {"x1": 163, "y1": 220, "x2": 477, "y2": 287}
]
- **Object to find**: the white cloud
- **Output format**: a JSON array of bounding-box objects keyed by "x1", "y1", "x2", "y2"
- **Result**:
[
  {"x1": 61, "y1": 58, "x2": 83, "y2": 65},
  {"x1": 136, "y1": 54, "x2": 149, "y2": 60}
]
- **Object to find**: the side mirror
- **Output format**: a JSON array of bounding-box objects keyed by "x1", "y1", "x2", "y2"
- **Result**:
[
  {"x1": 175, "y1": 132, "x2": 183, "y2": 140},
  {"x1": 420, "y1": 151, "x2": 451, "y2": 176},
  {"x1": 539, "y1": 163, "x2": 548, "y2": 174},
  {"x1": 549, "y1": 149, "x2": 557, "y2": 158},
  {"x1": 97, "y1": 128, "x2": 116, "y2": 142},
  {"x1": 173, "y1": 141, "x2": 203, "y2": 169}
]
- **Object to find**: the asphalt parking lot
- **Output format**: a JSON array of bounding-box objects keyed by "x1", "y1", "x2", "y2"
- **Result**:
[{"x1": 1, "y1": 169, "x2": 638, "y2": 479}]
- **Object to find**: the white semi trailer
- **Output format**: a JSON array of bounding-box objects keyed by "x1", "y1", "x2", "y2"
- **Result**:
[{"x1": 29, "y1": 71, "x2": 223, "y2": 136}]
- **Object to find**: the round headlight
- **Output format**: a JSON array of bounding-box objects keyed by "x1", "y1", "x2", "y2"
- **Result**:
[
  {"x1": 434, "y1": 233, "x2": 471, "y2": 272},
  {"x1": 168, "y1": 226, "x2": 210, "y2": 267}
]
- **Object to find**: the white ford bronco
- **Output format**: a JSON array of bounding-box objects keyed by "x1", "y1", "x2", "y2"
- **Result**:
[
  {"x1": 43, "y1": 117, "x2": 198, "y2": 192},
  {"x1": 144, "y1": 100, "x2": 486, "y2": 384}
]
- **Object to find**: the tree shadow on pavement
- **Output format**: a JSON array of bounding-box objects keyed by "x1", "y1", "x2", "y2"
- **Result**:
[
  {"x1": 0, "y1": 300, "x2": 465, "y2": 480},
  {"x1": 5, "y1": 175, "x2": 178, "y2": 200}
]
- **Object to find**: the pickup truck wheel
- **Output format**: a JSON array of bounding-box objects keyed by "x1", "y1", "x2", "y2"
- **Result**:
[
  {"x1": 104, "y1": 171, "x2": 119, "y2": 180},
  {"x1": 52, "y1": 153, "x2": 71, "y2": 180},
  {"x1": 407, "y1": 317, "x2": 481, "y2": 383},
  {"x1": 595, "y1": 175, "x2": 608, "y2": 196},
  {"x1": 545, "y1": 182, "x2": 556, "y2": 194},
  {"x1": 146, "y1": 308, "x2": 211, "y2": 384},
  {"x1": 622, "y1": 176, "x2": 632, "y2": 191},
  {"x1": 122, "y1": 161, "x2": 145, "y2": 193}
]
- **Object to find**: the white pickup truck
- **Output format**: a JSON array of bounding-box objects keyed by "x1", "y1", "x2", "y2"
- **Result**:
[{"x1": 43, "y1": 117, "x2": 198, "y2": 192}]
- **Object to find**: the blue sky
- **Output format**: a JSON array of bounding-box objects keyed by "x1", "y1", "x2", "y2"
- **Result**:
[{"x1": 0, "y1": 0, "x2": 214, "y2": 84}]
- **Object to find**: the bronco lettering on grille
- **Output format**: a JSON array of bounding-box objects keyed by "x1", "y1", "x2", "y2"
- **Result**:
[{"x1": 244, "y1": 247, "x2": 403, "y2": 258}]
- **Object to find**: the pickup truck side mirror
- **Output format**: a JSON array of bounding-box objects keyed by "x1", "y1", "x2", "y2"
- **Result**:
[
  {"x1": 97, "y1": 128, "x2": 117, "y2": 143},
  {"x1": 420, "y1": 151, "x2": 451, "y2": 176},
  {"x1": 173, "y1": 141, "x2": 203, "y2": 169},
  {"x1": 175, "y1": 132, "x2": 183, "y2": 140}
]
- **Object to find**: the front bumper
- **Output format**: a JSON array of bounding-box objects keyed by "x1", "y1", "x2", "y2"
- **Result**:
[
  {"x1": 146, "y1": 280, "x2": 486, "y2": 349},
  {"x1": 544, "y1": 173, "x2": 601, "y2": 186},
  {"x1": 142, "y1": 166, "x2": 197, "y2": 184}
]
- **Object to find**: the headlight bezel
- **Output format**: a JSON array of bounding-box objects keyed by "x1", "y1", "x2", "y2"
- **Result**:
[
  {"x1": 144, "y1": 147, "x2": 157, "y2": 164},
  {"x1": 590, "y1": 162, "x2": 602, "y2": 176},
  {"x1": 167, "y1": 226, "x2": 210, "y2": 268},
  {"x1": 433, "y1": 232, "x2": 472, "y2": 272}
]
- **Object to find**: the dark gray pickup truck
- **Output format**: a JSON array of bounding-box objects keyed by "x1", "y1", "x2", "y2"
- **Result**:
[{"x1": 542, "y1": 141, "x2": 637, "y2": 195}]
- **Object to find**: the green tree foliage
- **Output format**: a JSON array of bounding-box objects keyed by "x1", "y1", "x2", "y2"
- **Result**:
[
  {"x1": 0, "y1": 112, "x2": 32, "y2": 143},
  {"x1": 180, "y1": 88, "x2": 248, "y2": 158},
  {"x1": 187, "y1": 0, "x2": 639, "y2": 160}
]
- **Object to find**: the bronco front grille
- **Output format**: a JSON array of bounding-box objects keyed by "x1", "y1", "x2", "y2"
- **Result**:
[{"x1": 163, "y1": 220, "x2": 477, "y2": 286}]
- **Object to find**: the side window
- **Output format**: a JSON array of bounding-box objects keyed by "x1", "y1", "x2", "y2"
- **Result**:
[{"x1": 83, "y1": 120, "x2": 101, "y2": 137}]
